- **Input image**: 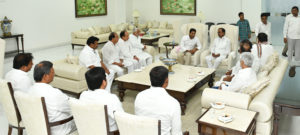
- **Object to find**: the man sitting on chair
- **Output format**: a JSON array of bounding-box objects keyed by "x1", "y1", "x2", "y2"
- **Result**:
[
  {"x1": 219, "y1": 52, "x2": 257, "y2": 92},
  {"x1": 80, "y1": 67, "x2": 124, "y2": 133},
  {"x1": 135, "y1": 66, "x2": 184, "y2": 135},
  {"x1": 118, "y1": 30, "x2": 144, "y2": 69},
  {"x1": 174, "y1": 28, "x2": 202, "y2": 65},
  {"x1": 129, "y1": 28, "x2": 153, "y2": 67},
  {"x1": 205, "y1": 28, "x2": 231, "y2": 69},
  {"x1": 28, "y1": 61, "x2": 76, "y2": 135},
  {"x1": 5, "y1": 53, "x2": 33, "y2": 92},
  {"x1": 79, "y1": 36, "x2": 115, "y2": 92},
  {"x1": 102, "y1": 32, "x2": 135, "y2": 77}
]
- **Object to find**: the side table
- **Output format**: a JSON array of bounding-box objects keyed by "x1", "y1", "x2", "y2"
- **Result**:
[
  {"x1": 0, "y1": 34, "x2": 24, "y2": 54},
  {"x1": 163, "y1": 42, "x2": 178, "y2": 58}
]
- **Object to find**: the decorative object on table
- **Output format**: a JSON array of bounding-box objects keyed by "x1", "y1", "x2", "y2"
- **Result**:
[
  {"x1": 163, "y1": 41, "x2": 179, "y2": 58},
  {"x1": 142, "y1": 28, "x2": 149, "y2": 34},
  {"x1": 160, "y1": 0, "x2": 196, "y2": 15},
  {"x1": 0, "y1": 16, "x2": 12, "y2": 37},
  {"x1": 159, "y1": 57, "x2": 177, "y2": 74},
  {"x1": 132, "y1": 10, "x2": 140, "y2": 27},
  {"x1": 75, "y1": 0, "x2": 107, "y2": 18}
]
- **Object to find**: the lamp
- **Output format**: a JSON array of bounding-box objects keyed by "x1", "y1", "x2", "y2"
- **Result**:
[
  {"x1": 197, "y1": 11, "x2": 205, "y2": 23},
  {"x1": 132, "y1": 10, "x2": 140, "y2": 27}
]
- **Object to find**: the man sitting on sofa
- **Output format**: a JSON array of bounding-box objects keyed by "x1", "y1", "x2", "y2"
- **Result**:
[
  {"x1": 79, "y1": 36, "x2": 115, "y2": 92},
  {"x1": 174, "y1": 28, "x2": 202, "y2": 65},
  {"x1": 219, "y1": 52, "x2": 257, "y2": 92},
  {"x1": 206, "y1": 28, "x2": 231, "y2": 69},
  {"x1": 118, "y1": 30, "x2": 142, "y2": 69},
  {"x1": 129, "y1": 28, "x2": 153, "y2": 67},
  {"x1": 102, "y1": 32, "x2": 135, "y2": 77}
]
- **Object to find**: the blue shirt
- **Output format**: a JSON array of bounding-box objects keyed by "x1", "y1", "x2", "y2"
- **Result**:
[{"x1": 237, "y1": 19, "x2": 251, "y2": 41}]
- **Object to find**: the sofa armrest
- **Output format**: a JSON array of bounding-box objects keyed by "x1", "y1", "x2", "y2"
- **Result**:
[
  {"x1": 53, "y1": 61, "x2": 88, "y2": 81},
  {"x1": 226, "y1": 51, "x2": 237, "y2": 70},
  {"x1": 200, "y1": 49, "x2": 210, "y2": 67},
  {"x1": 145, "y1": 46, "x2": 156, "y2": 61},
  {"x1": 201, "y1": 88, "x2": 251, "y2": 110}
]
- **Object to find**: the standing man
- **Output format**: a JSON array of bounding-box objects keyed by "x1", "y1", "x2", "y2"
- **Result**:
[
  {"x1": 102, "y1": 32, "x2": 135, "y2": 77},
  {"x1": 172, "y1": 28, "x2": 202, "y2": 65},
  {"x1": 237, "y1": 12, "x2": 251, "y2": 41},
  {"x1": 255, "y1": 13, "x2": 271, "y2": 44},
  {"x1": 5, "y1": 53, "x2": 33, "y2": 92},
  {"x1": 79, "y1": 36, "x2": 115, "y2": 92},
  {"x1": 283, "y1": 6, "x2": 300, "y2": 77},
  {"x1": 205, "y1": 28, "x2": 231, "y2": 69}
]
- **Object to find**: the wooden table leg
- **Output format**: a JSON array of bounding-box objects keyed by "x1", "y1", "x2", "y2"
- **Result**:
[
  {"x1": 165, "y1": 46, "x2": 169, "y2": 58},
  {"x1": 180, "y1": 100, "x2": 187, "y2": 115},
  {"x1": 208, "y1": 74, "x2": 215, "y2": 88},
  {"x1": 21, "y1": 35, "x2": 24, "y2": 53},
  {"x1": 273, "y1": 104, "x2": 281, "y2": 135},
  {"x1": 118, "y1": 82, "x2": 126, "y2": 102},
  {"x1": 16, "y1": 37, "x2": 20, "y2": 54}
]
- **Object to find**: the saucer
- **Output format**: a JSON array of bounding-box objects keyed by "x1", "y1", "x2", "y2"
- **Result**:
[{"x1": 210, "y1": 102, "x2": 225, "y2": 109}]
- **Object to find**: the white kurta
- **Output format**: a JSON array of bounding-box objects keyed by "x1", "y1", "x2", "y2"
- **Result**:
[
  {"x1": 129, "y1": 34, "x2": 152, "y2": 66},
  {"x1": 28, "y1": 83, "x2": 76, "y2": 135},
  {"x1": 206, "y1": 36, "x2": 231, "y2": 69},
  {"x1": 179, "y1": 35, "x2": 202, "y2": 52},
  {"x1": 102, "y1": 41, "x2": 134, "y2": 76},
  {"x1": 222, "y1": 68, "x2": 257, "y2": 92},
  {"x1": 135, "y1": 87, "x2": 182, "y2": 135},
  {"x1": 118, "y1": 38, "x2": 142, "y2": 69},
  {"x1": 80, "y1": 89, "x2": 124, "y2": 132},
  {"x1": 251, "y1": 44, "x2": 274, "y2": 72},
  {"x1": 283, "y1": 14, "x2": 300, "y2": 39},
  {"x1": 5, "y1": 69, "x2": 33, "y2": 92},
  {"x1": 79, "y1": 45, "x2": 115, "y2": 92},
  {"x1": 255, "y1": 22, "x2": 271, "y2": 43}
]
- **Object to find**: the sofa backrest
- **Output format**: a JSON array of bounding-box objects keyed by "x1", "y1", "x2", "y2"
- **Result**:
[{"x1": 181, "y1": 23, "x2": 208, "y2": 50}]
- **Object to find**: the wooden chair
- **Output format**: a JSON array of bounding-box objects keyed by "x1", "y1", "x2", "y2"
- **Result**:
[
  {"x1": 69, "y1": 99, "x2": 119, "y2": 135},
  {"x1": 0, "y1": 81, "x2": 24, "y2": 135},
  {"x1": 14, "y1": 91, "x2": 77, "y2": 135}
]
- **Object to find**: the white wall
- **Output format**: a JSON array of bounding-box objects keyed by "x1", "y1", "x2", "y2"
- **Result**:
[{"x1": 0, "y1": 0, "x2": 125, "y2": 52}]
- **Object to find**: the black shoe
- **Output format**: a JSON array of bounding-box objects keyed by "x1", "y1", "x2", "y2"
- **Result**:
[
  {"x1": 289, "y1": 66, "x2": 296, "y2": 77},
  {"x1": 282, "y1": 53, "x2": 288, "y2": 57}
]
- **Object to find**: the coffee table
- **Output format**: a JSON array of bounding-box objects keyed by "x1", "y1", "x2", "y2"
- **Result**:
[
  {"x1": 196, "y1": 106, "x2": 257, "y2": 135},
  {"x1": 115, "y1": 62, "x2": 215, "y2": 115},
  {"x1": 141, "y1": 33, "x2": 169, "y2": 45}
]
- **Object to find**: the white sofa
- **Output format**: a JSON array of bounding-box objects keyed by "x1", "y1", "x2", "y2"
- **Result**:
[
  {"x1": 200, "y1": 24, "x2": 239, "y2": 70},
  {"x1": 201, "y1": 58, "x2": 288, "y2": 135},
  {"x1": 0, "y1": 38, "x2": 5, "y2": 78},
  {"x1": 141, "y1": 20, "x2": 174, "y2": 36},
  {"x1": 169, "y1": 23, "x2": 208, "y2": 66}
]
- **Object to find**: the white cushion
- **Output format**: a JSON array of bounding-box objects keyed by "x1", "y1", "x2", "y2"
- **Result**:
[
  {"x1": 152, "y1": 21, "x2": 160, "y2": 28},
  {"x1": 241, "y1": 77, "x2": 271, "y2": 99},
  {"x1": 260, "y1": 52, "x2": 279, "y2": 74},
  {"x1": 73, "y1": 31, "x2": 92, "y2": 39},
  {"x1": 147, "y1": 21, "x2": 153, "y2": 28},
  {"x1": 88, "y1": 27, "x2": 97, "y2": 35},
  {"x1": 93, "y1": 26, "x2": 104, "y2": 34},
  {"x1": 138, "y1": 24, "x2": 147, "y2": 30},
  {"x1": 102, "y1": 26, "x2": 111, "y2": 33},
  {"x1": 159, "y1": 21, "x2": 167, "y2": 29},
  {"x1": 65, "y1": 54, "x2": 79, "y2": 65},
  {"x1": 109, "y1": 24, "x2": 119, "y2": 32},
  {"x1": 118, "y1": 23, "x2": 127, "y2": 31},
  {"x1": 167, "y1": 23, "x2": 173, "y2": 29}
]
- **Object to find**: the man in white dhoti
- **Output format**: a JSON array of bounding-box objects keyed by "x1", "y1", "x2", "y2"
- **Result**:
[
  {"x1": 251, "y1": 33, "x2": 274, "y2": 73},
  {"x1": 129, "y1": 28, "x2": 153, "y2": 66},
  {"x1": 80, "y1": 67, "x2": 124, "y2": 133},
  {"x1": 79, "y1": 36, "x2": 115, "y2": 92},
  {"x1": 255, "y1": 13, "x2": 271, "y2": 44},
  {"x1": 283, "y1": 6, "x2": 300, "y2": 77},
  {"x1": 118, "y1": 30, "x2": 143, "y2": 69},
  {"x1": 5, "y1": 53, "x2": 33, "y2": 92},
  {"x1": 28, "y1": 61, "x2": 76, "y2": 135},
  {"x1": 174, "y1": 28, "x2": 202, "y2": 65},
  {"x1": 135, "y1": 66, "x2": 185, "y2": 135},
  {"x1": 219, "y1": 52, "x2": 257, "y2": 92},
  {"x1": 206, "y1": 28, "x2": 231, "y2": 69},
  {"x1": 102, "y1": 32, "x2": 135, "y2": 77}
]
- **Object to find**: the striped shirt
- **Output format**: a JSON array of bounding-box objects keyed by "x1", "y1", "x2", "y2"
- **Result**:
[{"x1": 237, "y1": 19, "x2": 251, "y2": 41}]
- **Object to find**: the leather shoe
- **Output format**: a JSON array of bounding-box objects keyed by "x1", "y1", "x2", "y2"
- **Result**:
[
  {"x1": 289, "y1": 66, "x2": 296, "y2": 77},
  {"x1": 282, "y1": 52, "x2": 287, "y2": 57}
]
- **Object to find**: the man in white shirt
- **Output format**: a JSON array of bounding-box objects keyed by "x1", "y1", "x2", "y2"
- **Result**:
[
  {"x1": 255, "y1": 13, "x2": 271, "y2": 44},
  {"x1": 28, "y1": 61, "x2": 76, "y2": 135},
  {"x1": 174, "y1": 28, "x2": 202, "y2": 65},
  {"x1": 79, "y1": 36, "x2": 115, "y2": 92},
  {"x1": 80, "y1": 67, "x2": 124, "y2": 133},
  {"x1": 129, "y1": 28, "x2": 153, "y2": 67},
  {"x1": 102, "y1": 32, "x2": 135, "y2": 77},
  {"x1": 220, "y1": 52, "x2": 257, "y2": 92},
  {"x1": 251, "y1": 33, "x2": 274, "y2": 73},
  {"x1": 283, "y1": 6, "x2": 300, "y2": 77},
  {"x1": 135, "y1": 66, "x2": 184, "y2": 135},
  {"x1": 206, "y1": 28, "x2": 231, "y2": 69},
  {"x1": 5, "y1": 53, "x2": 33, "y2": 92},
  {"x1": 118, "y1": 30, "x2": 143, "y2": 69}
]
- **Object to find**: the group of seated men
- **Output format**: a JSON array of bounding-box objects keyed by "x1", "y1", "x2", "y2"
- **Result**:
[{"x1": 4, "y1": 24, "x2": 275, "y2": 134}]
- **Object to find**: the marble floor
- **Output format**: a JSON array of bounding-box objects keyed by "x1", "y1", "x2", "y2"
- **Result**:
[{"x1": 0, "y1": 44, "x2": 299, "y2": 135}]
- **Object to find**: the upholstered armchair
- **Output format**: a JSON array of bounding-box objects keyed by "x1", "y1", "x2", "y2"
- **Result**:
[
  {"x1": 0, "y1": 80, "x2": 24, "y2": 135},
  {"x1": 0, "y1": 38, "x2": 5, "y2": 78},
  {"x1": 170, "y1": 23, "x2": 208, "y2": 66},
  {"x1": 69, "y1": 99, "x2": 118, "y2": 135},
  {"x1": 14, "y1": 91, "x2": 78, "y2": 135},
  {"x1": 200, "y1": 24, "x2": 239, "y2": 70}
]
